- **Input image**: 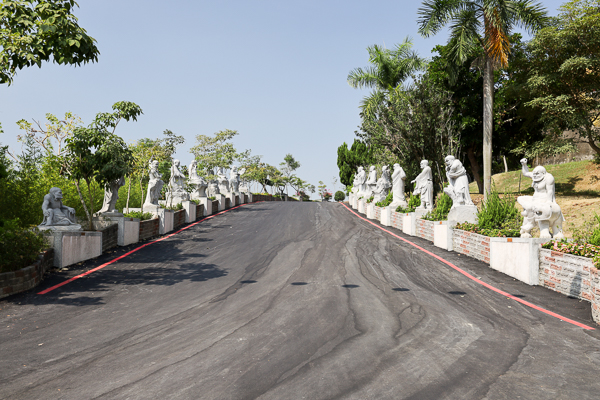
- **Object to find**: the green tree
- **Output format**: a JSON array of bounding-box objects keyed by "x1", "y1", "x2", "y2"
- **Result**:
[
  {"x1": 526, "y1": 0, "x2": 600, "y2": 156},
  {"x1": 190, "y1": 129, "x2": 240, "y2": 180},
  {"x1": 64, "y1": 101, "x2": 141, "y2": 228},
  {"x1": 0, "y1": 0, "x2": 99, "y2": 85},
  {"x1": 418, "y1": 0, "x2": 548, "y2": 199},
  {"x1": 336, "y1": 139, "x2": 375, "y2": 188},
  {"x1": 279, "y1": 153, "x2": 300, "y2": 197}
]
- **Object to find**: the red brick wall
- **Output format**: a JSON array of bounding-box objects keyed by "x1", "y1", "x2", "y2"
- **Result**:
[
  {"x1": 0, "y1": 249, "x2": 54, "y2": 299},
  {"x1": 375, "y1": 206, "x2": 382, "y2": 220},
  {"x1": 416, "y1": 219, "x2": 434, "y2": 242},
  {"x1": 391, "y1": 211, "x2": 403, "y2": 231},
  {"x1": 539, "y1": 248, "x2": 593, "y2": 302},
  {"x1": 99, "y1": 223, "x2": 118, "y2": 252},
  {"x1": 174, "y1": 209, "x2": 186, "y2": 228},
  {"x1": 591, "y1": 268, "x2": 600, "y2": 323},
  {"x1": 195, "y1": 204, "x2": 203, "y2": 219},
  {"x1": 139, "y1": 218, "x2": 159, "y2": 241},
  {"x1": 453, "y1": 229, "x2": 490, "y2": 263}
]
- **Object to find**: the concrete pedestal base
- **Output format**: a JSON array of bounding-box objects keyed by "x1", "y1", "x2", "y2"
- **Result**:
[
  {"x1": 380, "y1": 207, "x2": 392, "y2": 226},
  {"x1": 93, "y1": 214, "x2": 140, "y2": 247},
  {"x1": 217, "y1": 194, "x2": 226, "y2": 211},
  {"x1": 46, "y1": 231, "x2": 102, "y2": 268},
  {"x1": 358, "y1": 199, "x2": 366, "y2": 214},
  {"x1": 402, "y1": 213, "x2": 416, "y2": 235},
  {"x1": 158, "y1": 209, "x2": 174, "y2": 234},
  {"x1": 198, "y1": 197, "x2": 211, "y2": 216},
  {"x1": 433, "y1": 221, "x2": 453, "y2": 250},
  {"x1": 490, "y1": 238, "x2": 551, "y2": 285},
  {"x1": 366, "y1": 203, "x2": 376, "y2": 219},
  {"x1": 182, "y1": 201, "x2": 196, "y2": 223},
  {"x1": 448, "y1": 205, "x2": 478, "y2": 225},
  {"x1": 414, "y1": 208, "x2": 432, "y2": 219}
]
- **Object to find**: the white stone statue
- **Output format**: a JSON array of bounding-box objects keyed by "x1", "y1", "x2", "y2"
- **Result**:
[
  {"x1": 166, "y1": 159, "x2": 190, "y2": 205},
  {"x1": 144, "y1": 160, "x2": 164, "y2": 207},
  {"x1": 517, "y1": 158, "x2": 565, "y2": 239},
  {"x1": 239, "y1": 168, "x2": 249, "y2": 194},
  {"x1": 188, "y1": 160, "x2": 208, "y2": 199},
  {"x1": 207, "y1": 168, "x2": 220, "y2": 198},
  {"x1": 217, "y1": 167, "x2": 230, "y2": 195},
  {"x1": 98, "y1": 177, "x2": 125, "y2": 214},
  {"x1": 356, "y1": 166, "x2": 367, "y2": 197},
  {"x1": 390, "y1": 163, "x2": 407, "y2": 208},
  {"x1": 351, "y1": 171, "x2": 360, "y2": 195},
  {"x1": 412, "y1": 160, "x2": 433, "y2": 211},
  {"x1": 373, "y1": 165, "x2": 392, "y2": 204},
  {"x1": 39, "y1": 187, "x2": 81, "y2": 230},
  {"x1": 443, "y1": 156, "x2": 474, "y2": 207},
  {"x1": 365, "y1": 166, "x2": 377, "y2": 198},
  {"x1": 229, "y1": 165, "x2": 241, "y2": 194}
]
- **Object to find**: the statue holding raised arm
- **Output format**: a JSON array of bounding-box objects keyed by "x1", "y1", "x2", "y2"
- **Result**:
[
  {"x1": 412, "y1": 160, "x2": 433, "y2": 211},
  {"x1": 517, "y1": 158, "x2": 565, "y2": 239}
]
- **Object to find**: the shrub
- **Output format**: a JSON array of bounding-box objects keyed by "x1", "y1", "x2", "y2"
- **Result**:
[
  {"x1": 334, "y1": 191, "x2": 345, "y2": 202},
  {"x1": 166, "y1": 203, "x2": 183, "y2": 211},
  {"x1": 297, "y1": 190, "x2": 310, "y2": 201},
  {"x1": 542, "y1": 240, "x2": 600, "y2": 269},
  {"x1": 366, "y1": 195, "x2": 374, "y2": 204},
  {"x1": 124, "y1": 211, "x2": 154, "y2": 221},
  {"x1": 0, "y1": 219, "x2": 47, "y2": 273},
  {"x1": 323, "y1": 191, "x2": 332, "y2": 201},
  {"x1": 422, "y1": 192, "x2": 452, "y2": 221},
  {"x1": 396, "y1": 193, "x2": 420, "y2": 213},
  {"x1": 208, "y1": 196, "x2": 216, "y2": 201},
  {"x1": 455, "y1": 191, "x2": 522, "y2": 237},
  {"x1": 375, "y1": 192, "x2": 393, "y2": 207}
]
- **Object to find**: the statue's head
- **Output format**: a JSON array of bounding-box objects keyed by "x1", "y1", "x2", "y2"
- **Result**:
[
  {"x1": 394, "y1": 163, "x2": 400, "y2": 170},
  {"x1": 444, "y1": 155, "x2": 455, "y2": 168},
  {"x1": 420, "y1": 160, "x2": 429, "y2": 169},
  {"x1": 190, "y1": 160, "x2": 197, "y2": 167},
  {"x1": 358, "y1": 166, "x2": 363, "y2": 172},
  {"x1": 532, "y1": 166, "x2": 546, "y2": 182},
  {"x1": 151, "y1": 160, "x2": 159, "y2": 169},
  {"x1": 370, "y1": 166, "x2": 375, "y2": 171},
  {"x1": 231, "y1": 165, "x2": 237, "y2": 172},
  {"x1": 382, "y1": 165, "x2": 388, "y2": 172},
  {"x1": 173, "y1": 159, "x2": 180, "y2": 167},
  {"x1": 49, "y1": 187, "x2": 63, "y2": 200}
]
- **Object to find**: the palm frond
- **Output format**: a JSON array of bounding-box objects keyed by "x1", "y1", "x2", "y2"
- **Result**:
[
  {"x1": 447, "y1": 9, "x2": 482, "y2": 64},
  {"x1": 418, "y1": 0, "x2": 475, "y2": 37},
  {"x1": 347, "y1": 67, "x2": 380, "y2": 89},
  {"x1": 508, "y1": 0, "x2": 549, "y2": 33}
]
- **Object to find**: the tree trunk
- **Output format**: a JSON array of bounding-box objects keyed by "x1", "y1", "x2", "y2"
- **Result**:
[
  {"x1": 73, "y1": 180, "x2": 92, "y2": 229},
  {"x1": 126, "y1": 177, "x2": 131, "y2": 214},
  {"x1": 587, "y1": 137, "x2": 600, "y2": 155},
  {"x1": 503, "y1": 155, "x2": 508, "y2": 173},
  {"x1": 140, "y1": 178, "x2": 145, "y2": 212},
  {"x1": 483, "y1": 55, "x2": 494, "y2": 201},
  {"x1": 87, "y1": 180, "x2": 95, "y2": 230},
  {"x1": 467, "y1": 145, "x2": 483, "y2": 194}
]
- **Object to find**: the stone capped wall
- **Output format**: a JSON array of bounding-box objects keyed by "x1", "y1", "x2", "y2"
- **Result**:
[
  {"x1": 416, "y1": 219, "x2": 434, "y2": 242},
  {"x1": 99, "y1": 223, "x2": 118, "y2": 252},
  {"x1": 139, "y1": 218, "x2": 160, "y2": 241},
  {"x1": 391, "y1": 211, "x2": 403, "y2": 231},
  {"x1": 453, "y1": 229, "x2": 490, "y2": 263},
  {"x1": 0, "y1": 249, "x2": 54, "y2": 299},
  {"x1": 539, "y1": 248, "x2": 593, "y2": 301}
]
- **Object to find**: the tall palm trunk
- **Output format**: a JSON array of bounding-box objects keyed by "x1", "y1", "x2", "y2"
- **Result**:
[{"x1": 483, "y1": 55, "x2": 494, "y2": 201}]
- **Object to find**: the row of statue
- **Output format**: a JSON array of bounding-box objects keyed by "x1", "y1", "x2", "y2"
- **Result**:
[{"x1": 350, "y1": 155, "x2": 564, "y2": 239}]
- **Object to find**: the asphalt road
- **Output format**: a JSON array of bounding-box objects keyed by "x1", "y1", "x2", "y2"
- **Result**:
[{"x1": 1, "y1": 202, "x2": 600, "y2": 400}]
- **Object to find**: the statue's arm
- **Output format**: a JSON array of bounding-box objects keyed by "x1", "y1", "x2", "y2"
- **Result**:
[
  {"x1": 547, "y1": 174, "x2": 556, "y2": 202},
  {"x1": 41, "y1": 196, "x2": 51, "y2": 215},
  {"x1": 520, "y1": 159, "x2": 533, "y2": 179}
]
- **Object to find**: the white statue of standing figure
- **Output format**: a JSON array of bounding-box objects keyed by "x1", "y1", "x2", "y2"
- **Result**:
[
  {"x1": 372, "y1": 165, "x2": 392, "y2": 204},
  {"x1": 239, "y1": 168, "x2": 249, "y2": 194},
  {"x1": 229, "y1": 166, "x2": 241, "y2": 194},
  {"x1": 144, "y1": 160, "x2": 164, "y2": 208},
  {"x1": 517, "y1": 158, "x2": 565, "y2": 239},
  {"x1": 217, "y1": 167, "x2": 230, "y2": 195},
  {"x1": 412, "y1": 160, "x2": 433, "y2": 211},
  {"x1": 98, "y1": 177, "x2": 125, "y2": 214},
  {"x1": 365, "y1": 166, "x2": 377, "y2": 198},
  {"x1": 389, "y1": 163, "x2": 407, "y2": 208},
  {"x1": 188, "y1": 160, "x2": 208, "y2": 199},
  {"x1": 443, "y1": 156, "x2": 473, "y2": 207},
  {"x1": 38, "y1": 187, "x2": 81, "y2": 230},
  {"x1": 356, "y1": 166, "x2": 367, "y2": 197},
  {"x1": 166, "y1": 159, "x2": 189, "y2": 205}
]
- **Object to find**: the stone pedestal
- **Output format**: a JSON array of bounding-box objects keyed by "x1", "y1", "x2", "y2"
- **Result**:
[
  {"x1": 358, "y1": 199, "x2": 366, "y2": 214},
  {"x1": 158, "y1": 209, "x2": 174, "y2": 234},
  {"x1": 447, "y1": 205, "x2": 478, "y2": 225},
  {"x1": 217, "y1": 194, "x2": 226, "y2": 211},
  {"x1": 402, "y1": 213, "x2": 416, "y2": 236},
  {"x1": 95, "y1": 214, "x2": 141, "y2": 247},
  {"x1": 182, "y1": 201, "x2": 196, "y2": 223},
  {"x1": 199, "y1": 197, "x2": 212, "y2": 216},
  {"x1": 45, "y1": 231, "x2": 102, "y2": 268},
  {"x1": 490, "y1": 237, "x2": 551, "y2": 285},
  {"x1": 165, "y1": 190, "x2": 189, "y2": 206},
  {"x1": 380, "y1": 206, "x2": 392, "y2": 226},
  {"x1": 414, "y1": 208, "x2": 431, "y2": 219},
  {"x1": 433, "y1": 221, "x2": 453, "y2": 250},
  {"x1": 229, "y1": 193, "x2": 236, "y2": 207},
  {"x1": 366, "y1": 203, "x2": 376, "y2": 220}
]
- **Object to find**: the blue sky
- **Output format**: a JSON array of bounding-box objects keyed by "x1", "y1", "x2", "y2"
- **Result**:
[{"x1": 0, "y1": 0, "x2": 566, "y2": 197}]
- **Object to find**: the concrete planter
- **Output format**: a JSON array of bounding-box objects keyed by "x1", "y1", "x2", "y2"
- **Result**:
[
  {"x1": 182, "y1": 201, "x2": 196, "y2": 223},
  {"x1": 402, "y1": 213, "x2": 416, "y2": 236},
  {"x1": 366, "y1": 203, "x2": 376, "y2": 219},
  {"x1": 490, "y1": 237, "x2": 550, "y2": 285},
  {"x1": 433, "y1": 221, "x2": 453, "y2": 251},
  {"x1": 0, "y1": 249, "x2": 54, "y2": 299},
  {"x1": 358, "y1": 199, "x2": 366, "y2": 214},
  {"x1": 380, "y1": 206, "x2": 392, "y2": 226},
  {"x1": 217, "y1": 194, "x2": 226, "y2": 211},
  {"x1": 158, "y1": 209, "x2": 174, "y2": 234},
  {"x1": 46, "y1": 231, "x2": 102, "y2": 268},
  {"x1": 198, "y1": 197, "x2": 212, "y2": 216},
  {"x1": 375, "y1": 206, "x2": 382, "y2": 221},
  {"x1": 453, "y1": 229, "x2": 490, "y2": 263},
  {"x1": 391, "y1": 210, "x2": 403, "y2": 231},
  {"x1": 139, "y1": 218, "x2": 159, "y2": 241},
  {"x1": 591, "y1": 268, "x2": 600, "y2": 324},
  {"x1": 416, "y1": 219, "x2": 434, "y2": 242}
]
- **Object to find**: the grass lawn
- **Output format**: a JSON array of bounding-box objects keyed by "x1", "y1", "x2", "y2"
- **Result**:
[{"x1": 467, "y1": 160, "x2": 600, "y2": 238}]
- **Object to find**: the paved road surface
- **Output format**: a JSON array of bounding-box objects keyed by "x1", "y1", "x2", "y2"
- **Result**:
[{"x1": 1, "y1": 202, "x2": 600, "y2": 399}]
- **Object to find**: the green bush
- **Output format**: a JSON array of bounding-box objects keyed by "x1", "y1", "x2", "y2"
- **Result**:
[
  {"x1": 422, "y1": 192, "x2": 452, "y2": 221},
  {"x1": 334, "y1": 191, "x2": 346, "y2": 202},
  {"x1": 455, "y1": 190, "x2": 522, "y2": 237},
  {"x1": 366, "y1": 195, "x2": 374, "y2": 204},
  {"x1": 375, "y1": 192, "x2": 393, "y2": 207},
  {"x1": 123, "y1": 211, "x2": 154, "y2": 221},
  {"x1": 166, "y1": 203, "x2": 183, "y2": 211},
  {"x1": 0, "y1": 219, "x2": 47, "y2": 273},
  {"x1": 396, "y1": 193, "x2": 420, "y2": 213}
]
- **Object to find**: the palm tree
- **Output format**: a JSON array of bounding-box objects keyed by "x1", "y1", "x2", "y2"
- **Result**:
[
  {"x1": 417, "y1": 0, "x2": 547, "y2": 199},
  {"x1": 347, "y1": 37, "x2": 426, "y2": 118}
]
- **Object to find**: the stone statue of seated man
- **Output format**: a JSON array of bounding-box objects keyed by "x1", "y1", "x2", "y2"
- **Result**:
[
  {"x1": 39, "y1": 187, "x2": 79, "y2": 228},
  {"x1": 517, "y1": 158, "x2": 565, "y2": 239}
]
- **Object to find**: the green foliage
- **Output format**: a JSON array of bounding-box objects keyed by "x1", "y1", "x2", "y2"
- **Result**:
[
  {"x1": 0, "y1": 0, "x2": 100, "y2": 85},
  {"x1": 190, "y1": 129, "x2": 241, "y2": 178},
  {"x1": 337, "y1": 139, "x2": 375, "y2": 187},
  {"x1": 375, "y1": 191, "x2": 393, "y2": 207},
  {"x1": 455, "y1": 190, "x2": 522, "y2": 237},
  {"x1": 366, "y1": 195, "x2": 374, "y2": 204},
  {"x1": 396, "y1": 192, "x2": 421, "y2": 213},
  {"x1": 208, "y1": 196, "x2": 216, "y2": 201},
  {"x1": 165, "y1": 203, "x2": 183, "y2": 211},
  {"x1": 334, "y1": 191, "x2": 345, "y2": 202},
  {"x1": 422, "y1": 192, "x2": 452, "y2": 221},
  {"x1": 0, "y1": 218, "x2": 47, "y2": 273},
  {"x1": 123, "y1": 211, "x2": 153, "y2": 221}
]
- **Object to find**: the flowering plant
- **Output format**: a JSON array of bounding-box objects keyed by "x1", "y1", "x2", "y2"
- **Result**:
[{"x1": 541, "y1": 240, "x2": 600, "y2": 269}]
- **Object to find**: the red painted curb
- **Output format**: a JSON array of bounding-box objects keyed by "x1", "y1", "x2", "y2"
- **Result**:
[
  {"x1": 340, "y1": 202, "x2": 595, "y2": 331},
  {"x1": 37, "y1": 202, "x2": 262, "y2": 295}
]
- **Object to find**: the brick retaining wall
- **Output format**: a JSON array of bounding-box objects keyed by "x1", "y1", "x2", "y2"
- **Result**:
[
  {"x1": 539, "y1": 248, "x2": 593, "y2": 301},
  {"x1": 375, "y1": 206, "x2": 381, "y2": 220},
  {"x1": 139, "y1": 218, "x2": 160, "y2": 241},
  {"x1": 174, "y1": 209, "x2": 186, "y2": 228},
  {"x1": 0, "y1": 249, "x2": 54, "y2": 299},
  {"x1": 416, "y1": 219, "x2": 434, "y2": 242},
  {"x1": 225, "y1": 198, "x2": 231, "y2": 209},
  {"x1": 391, "y1": 211, "x2": 403, "y2": 231},
  {"x1": 211, "y1": 200, "x2": 219, "y2": 214},
  {"x1": 453, "y1": 229, "x2": 490, "y2": 263},
  {"x1": 99, "y1": 223, "x2": 118, "y2": 252},
  {"x1": 195, "y1": 204, "x2": 204, "y2": 220},
  {"x1": 591, "y1": 268, "x2": 600, "y2": 323}
]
